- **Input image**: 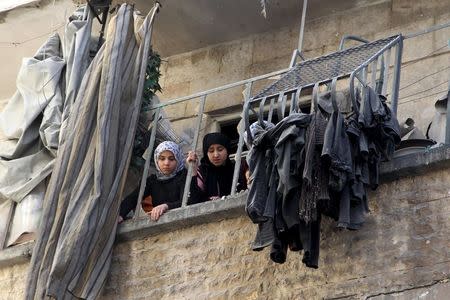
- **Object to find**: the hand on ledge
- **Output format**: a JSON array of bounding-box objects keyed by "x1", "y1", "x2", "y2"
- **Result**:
[{"x1": 148, "y1": 204, "x2": 169, "y2": 221}]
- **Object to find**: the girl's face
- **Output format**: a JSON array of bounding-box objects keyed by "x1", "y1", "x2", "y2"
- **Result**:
[
  {"x1": 207, "y1": 144, "x2": 228, "y2": 166},
  {"x1": 157, "y1": 150, "x2": 178, "y2": 175}
]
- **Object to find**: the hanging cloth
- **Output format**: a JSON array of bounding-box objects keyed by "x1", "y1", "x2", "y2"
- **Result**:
[{"x1": 25, "y1": 4, "x2": 158, "y2": 299}]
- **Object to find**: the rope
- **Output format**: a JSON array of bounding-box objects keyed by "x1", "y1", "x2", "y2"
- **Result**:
[{"x1": 399, "y1": 89, "x2": 448, "y2": 105}]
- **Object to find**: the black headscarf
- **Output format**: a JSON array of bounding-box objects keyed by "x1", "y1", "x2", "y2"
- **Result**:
[{"x1": 199, "y1": 133, "x2": 235, "y2": 197}]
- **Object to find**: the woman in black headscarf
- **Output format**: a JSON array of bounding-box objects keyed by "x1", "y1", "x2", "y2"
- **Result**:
[{"x1": 187, "y1": 132, "x2": 247, "y2": 204}]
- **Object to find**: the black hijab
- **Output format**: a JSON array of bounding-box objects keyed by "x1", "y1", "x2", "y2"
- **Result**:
[{"x1": 199, "y1": 133, "x2": 235, "y2": 197}]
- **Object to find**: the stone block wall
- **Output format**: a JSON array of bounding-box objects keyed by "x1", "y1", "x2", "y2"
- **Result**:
[
  {"x1": 0, "y1": 164, "x2": 449, "y2": 299},
  {"x1": 0, "y1": 262, "x2": 28, "y2": 300},
  {"x1": 98, "y1": 168, "x2": 450, "y2": 299}
]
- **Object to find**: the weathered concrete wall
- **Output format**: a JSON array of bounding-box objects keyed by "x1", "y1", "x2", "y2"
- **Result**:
[
  {"x1": 98, "y1": 168, "x2": 450, "y2": 299},
  {"x1": 0, "y1": 262, "x2": 28, "y2": 300},
  {"x1": 1, "y1": 0, "x2": 449, "y2": 134},
  {"x1": 159, "y1": 0, "x2": 450, "y2": 136}
]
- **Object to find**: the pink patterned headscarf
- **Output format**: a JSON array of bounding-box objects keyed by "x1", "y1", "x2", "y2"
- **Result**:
[{"x1": 153, "y1": 141, "x2": 185, "y2": 180}]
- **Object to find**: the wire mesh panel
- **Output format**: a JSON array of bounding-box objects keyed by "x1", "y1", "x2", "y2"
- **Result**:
[{"x1": 252, "y1": 35, "x2": 401, "y2": 100}]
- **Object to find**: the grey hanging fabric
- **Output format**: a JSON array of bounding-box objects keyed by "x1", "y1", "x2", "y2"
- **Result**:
[
  {"x1": 0, "y1": 33, "x2": 64, "y2": 203},
  {"x1": 0, "y1": 6, "x2": 94, "y2": 248},
  {"x1": 322, "y1": 103, "x2": 353, "y2": 192},
  {"x1": 300, "y1": 84, "x2": 329, "y2": 223},
  {"x1": 245, "y1": 121, "x2": 275, "y2": 223},
  {"x1": 25, "y1": 4, "x2": 157, "y2": 299},
  {"x1": 273, "y1": 114, "x2": 310, "y2": 228},
  {"x1": 60, "y1": 6, "x2": 94, "y2": 145}
]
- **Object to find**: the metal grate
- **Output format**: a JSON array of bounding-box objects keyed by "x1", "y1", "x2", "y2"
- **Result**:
[{"x1": 252, "y1": 35, "x2": 400, "y2": 100}]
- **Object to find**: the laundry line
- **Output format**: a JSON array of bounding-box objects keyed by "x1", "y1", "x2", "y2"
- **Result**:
[
  {"x1": 0, "y1": 23, "x2": 65, "y2": 47},
  {"x1": 400, "y1": 80, "x2": 449, "y2": 100},
  {"x1": 398, "y1": 89, "x2": 449, "y2": 106},
  {"x1": 399, "y1": 65, "x2": 450, "y2": 92}
]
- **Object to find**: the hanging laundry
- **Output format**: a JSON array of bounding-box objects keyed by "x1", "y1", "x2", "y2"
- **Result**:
[
  {"x1": 245, "y1": 81, "x2": 401, "y2": 269},
  {"x1": 245, "y1": 121, "x2": 275, "y2": 223}
]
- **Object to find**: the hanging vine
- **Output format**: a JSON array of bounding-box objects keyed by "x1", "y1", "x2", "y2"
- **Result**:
[{"x1": 142, "y1": 48, "x2": 162, "y2": 111}]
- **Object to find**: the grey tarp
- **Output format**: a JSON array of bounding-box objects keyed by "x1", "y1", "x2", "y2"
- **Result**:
[
  {"x1": 0, "y1": 33, "x2": 63, "y2": 159},
  {"x1": 0, "y1": 6, "x2": 93, "y2": 248},
  {"x1": 0, "y1": 33, "x2": 64, "y2": 247},
  {"x1": 25, "y1": 4, "x2": 157, "y2": 299},
  {"x1": 0, "y1": 202, "x2": 13, "y2": 247},
  {"x1": 0, "y1": 34, "x2": 64, "y2": 203},
  {"x1": 5, "y1": 182, "x2": 45, "y2": 246}
]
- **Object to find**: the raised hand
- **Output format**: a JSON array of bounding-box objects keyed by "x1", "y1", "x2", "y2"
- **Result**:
[{"x1": 187, "y1": 150, "x2": 199, "y2": 176}]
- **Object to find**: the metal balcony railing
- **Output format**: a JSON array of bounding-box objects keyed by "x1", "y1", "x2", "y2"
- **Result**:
[{"x1": 132, "y1": 34, "x2": 404, "y2": 219}]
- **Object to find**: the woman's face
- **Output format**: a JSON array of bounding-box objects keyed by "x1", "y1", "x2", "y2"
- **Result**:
[
  {"x1": 157, "y1": 150, "x2": 178, "y2": 175},
  {"x1": 207, "y1": 144, "x2": 228, "y2": 167}
]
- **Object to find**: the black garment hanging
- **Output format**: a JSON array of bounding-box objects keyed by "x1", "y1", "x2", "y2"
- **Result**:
[
  {"x1": 246, "y1": 122, "x2": 276, "y2": 223},
  {"x1": 321, "y1": 79, "x2": 354, "y2": 193},
  {"x1": 245, "y1": 81, "x2": 401, "y2": 269}
]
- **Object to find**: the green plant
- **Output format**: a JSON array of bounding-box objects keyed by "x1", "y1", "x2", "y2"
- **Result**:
[
  {"x1": 141, "y1": 49, "x2": 162, "y2": 111},
  {"x1": 132, "y1": 48, "x2": 162, "y2": 168}
]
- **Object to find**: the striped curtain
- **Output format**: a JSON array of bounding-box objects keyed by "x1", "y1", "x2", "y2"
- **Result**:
[{"x1": 25, "y1": 4, "x2": 157, "y2": 299}]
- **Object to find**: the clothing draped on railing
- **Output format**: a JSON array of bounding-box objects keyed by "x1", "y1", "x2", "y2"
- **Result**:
[{"x1": 246, "y1": 84, "x2": 400, "y2": 268}]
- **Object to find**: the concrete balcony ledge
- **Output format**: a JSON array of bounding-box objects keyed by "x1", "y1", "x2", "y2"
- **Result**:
[
  {"x1": 0, "y1": 241, "x2": 33, "y2": 267},
  {"x1": 116, "y1": 191, "x2": 247, "y2": 243},
  {"x1": 1, "y1": 144, "x2": 450, "y2": 267},
  {"x1": 380, "y1": 144, "x2": 450, "y2": 181}
]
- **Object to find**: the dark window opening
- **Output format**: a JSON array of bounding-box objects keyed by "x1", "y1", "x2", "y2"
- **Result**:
[{"x1": 220, "y1": 120, "x2": 243, "y2": 155}]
